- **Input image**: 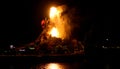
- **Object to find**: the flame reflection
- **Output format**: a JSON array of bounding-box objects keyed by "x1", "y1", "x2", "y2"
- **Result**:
[
  {"x1": 46, "y1": 63, "x2": 63, "y2": 69},
  {"x1": 36, "y1": 63, "x2": 65, "y2": 69}
]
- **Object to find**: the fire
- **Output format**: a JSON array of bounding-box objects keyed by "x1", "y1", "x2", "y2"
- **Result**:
[
  {"x1": 47, "y1": 6, "x2": 71, "y2": 39},
  {"x1": 49, "y1": 7, "x2": 60, "y2": 38},
  {"x1": 49, "y1": 27, "x2": 59, "y2": 38},
  {"x1": 49, "y1": 7, "x2": 57, "y2": 18}
]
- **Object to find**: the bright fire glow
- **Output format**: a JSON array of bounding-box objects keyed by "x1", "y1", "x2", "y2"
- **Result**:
[
  {"x1": 50, "y1": 7, "x2": 57, "y2": 18},
  {"x1": 49, "y1": 27, "x2": 59, "y2": 38},
  {"x1": 46, "y1": 63, "x2": 63, "y2": 69},
  {"x1": 47, "y1": 6, "x2": 71, "y2": 39}
]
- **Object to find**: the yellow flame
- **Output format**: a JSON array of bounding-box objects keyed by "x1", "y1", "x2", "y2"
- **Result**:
[
  {"x1": 50, "y1": 7, "x2": 57, "y2": 18},
  {"x1": 49, "y1": 27, "x2": 59, "y2": 38},
  {"x1": 48, "y1": 6, "x2": 70, "y2": 39}
]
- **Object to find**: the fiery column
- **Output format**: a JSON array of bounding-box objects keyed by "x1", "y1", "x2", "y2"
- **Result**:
[{"x1": 47, "y1": 6, "x2": 71, "y2": 40}]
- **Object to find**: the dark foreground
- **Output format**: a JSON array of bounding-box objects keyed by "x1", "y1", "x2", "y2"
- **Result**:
[{"x1": 0, "y1": 50, "x2": 120, "y2": 69}]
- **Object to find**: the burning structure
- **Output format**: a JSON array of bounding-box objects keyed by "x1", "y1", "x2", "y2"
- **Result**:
[
  {"x1": 16, "y1": 5, "x2": 84, "y2": 55},
  {"x1": 39, "y1": 6, "x2": 71, "y2": 40},
  {"x1": 35, "y1": 5, "x2": 84, "y2": 54}
]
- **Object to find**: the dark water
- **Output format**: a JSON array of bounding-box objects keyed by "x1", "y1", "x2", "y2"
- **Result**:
[
  {"x1": 0, "y1": 55, "x2": 83, "y2": 69},
  {"x1": 0, "y1": 54, "x2": 120, "y2": 69}
]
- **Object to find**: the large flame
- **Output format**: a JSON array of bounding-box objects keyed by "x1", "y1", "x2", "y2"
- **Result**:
[
  {"x1": 50, "y1": 7, "x2": 57, "y2": 18},
  {"x1": 47, "y1": 6, "x2": 71, "y2": 39},
  {"x1": 49, "y1": 7, "x2": 60, "y2": 38},
  {"x1": 49, "y1": 27, "x2": 59, "y2": 38}
]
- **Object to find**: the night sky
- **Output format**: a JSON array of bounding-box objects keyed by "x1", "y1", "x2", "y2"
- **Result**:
[{"x1": 0, "y1": 0, "x2": 116, "y2": 48}]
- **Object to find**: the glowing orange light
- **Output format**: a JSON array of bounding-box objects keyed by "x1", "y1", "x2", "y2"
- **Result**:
[
  {"x1": 48, "y1": 6, "x2": 66, "y2": 39},
  {"x1": 49, "y1": 27, "x2": 59, "y2": 38},
  {"x1": 46, "y1": 63, "x2": 63, "y2": 69},
  {"x1": 50, "y1": 7, "x2": 57, "y2": 18}
]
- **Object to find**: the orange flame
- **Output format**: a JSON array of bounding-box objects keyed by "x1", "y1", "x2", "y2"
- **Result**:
[
  {"x1": 49, "y1": 27, "x2": 59, "y2": 38},
  {"x1": 48, "y1": 6, "x2": 70, "y2": 39},
  {"x1": 49, "y1": 7, "x2": 57, "y2": 18}
]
